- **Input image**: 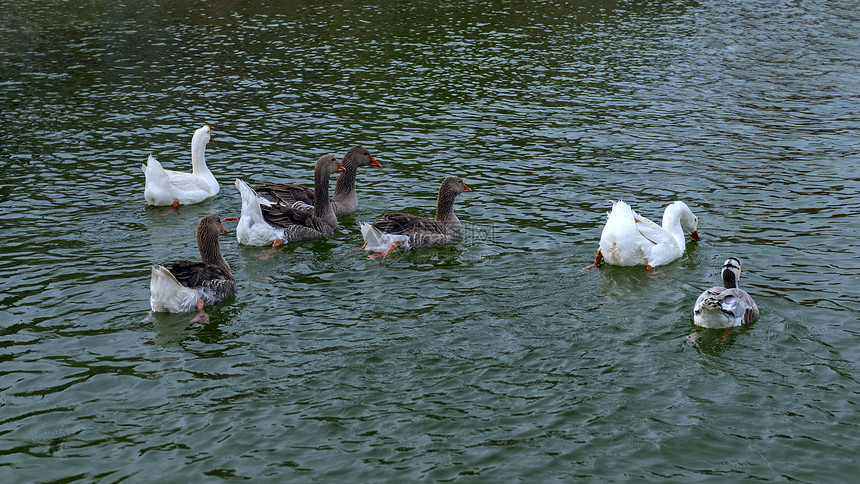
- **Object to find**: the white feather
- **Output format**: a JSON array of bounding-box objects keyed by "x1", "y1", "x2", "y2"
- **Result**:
[
  {"x1": 142, "y1": 125, "x2": 218, "y2": 206},
  {"x1": 234, "y1": 178, "x2": 287, "y2": 246},
  {"x1": 359, "y1": 222, "x2": 411, "y2": 252},
  {"x1": 598, "y1": 200, "x2": 699, "y2": 268},
  {"x1": 149, "y1": 266, "x2": 205, "y2": 313}
]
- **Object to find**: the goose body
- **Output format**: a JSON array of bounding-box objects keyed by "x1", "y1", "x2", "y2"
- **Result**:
[
  {"x1": 693, "y1": 257, "x2": 759, "y2": 328},
  {"x1": 360, "y1": 176, "x2": 471, "y2": 259},
  {"x1": 235, "y1": 155, "x2": 344, "y2": 246},
  {"x1": 593, "y1": 200, "x2": 699, "y2": 270},
  {"x1": 141, "y1": 125, "x2": 218, "y2": 206},
  {"x1": 253, "y1": 145, "x2": 380, "y2": 215},
  {"x1": 149, "y1": 214, "x2": 236, "y2": 315}
]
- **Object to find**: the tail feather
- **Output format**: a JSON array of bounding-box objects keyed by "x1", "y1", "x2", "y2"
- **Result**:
[
  {"x1": 359, "y1": 222, "x2": 388, "y2": 252},
  {"x1": 235, "y1": 178, "x2": 265, "y2": 222},
  {"x1": 142, "y1": 154, "x2": 172, "y2": 194},
  {"x1": 235, "y1": 178, "x2": 279, "y2": 246},
  {"x1": 149, "y1": 265, "x2": 198, "y2": 313},
  {"x1": 142, "y1": 154, "x2": 165, "y2": 177},
  {"x1": 359, "y1": 222, "x2": 411, "y2": 252}
]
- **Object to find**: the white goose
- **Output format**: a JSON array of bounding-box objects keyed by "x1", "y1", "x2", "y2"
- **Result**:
[
  {"x1": 589, "y1": 200, "x2": 700, "y2": 270},
  {"x1": 149, "y1": 214, "x2": 236, "y2": 324},
  {"x1": 141, "y1": 125, "x2": 218, "y2": 207},
  {"x1": 692, "y1": 257, "x2": 759, "y2": 328}
]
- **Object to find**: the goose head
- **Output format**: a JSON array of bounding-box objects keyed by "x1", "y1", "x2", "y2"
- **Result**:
[
  {"x1": 315, "y1": 154, "x2": 345, "y2": 177},
  {"x1": 192, "y1": 124, "x2": 213, "y2": 146},
  {"x1": 666, "y1": 201, "x2": 700, "y2": 241},
  {"x1": 198, "y1": 213, "x2": 226, "y2": 239},
  {"x1": 435, "y1": 176, "x2": 472, "y2": 224},
  {"x1": 440, "y1": 176, "x2": 472, "y2": 196},
  {"x1": 343, "y1": 145, "x2": 382, "y2": 169}
]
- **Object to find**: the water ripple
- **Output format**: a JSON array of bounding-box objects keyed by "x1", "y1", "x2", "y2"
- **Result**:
[{"x1": 2, "y1": 0, "x2": 860, "y2": 481}]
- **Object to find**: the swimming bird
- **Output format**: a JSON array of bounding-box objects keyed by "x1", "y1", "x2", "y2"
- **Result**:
[
  {"x1": 360, "y1": 176, "x2": 471, "y2": 260},
  {"x1": 587, "y1": 200, "x2": 700, "y2": 270},
  {"x1": 148, "y1": 214, "x2": 236, "y2": 324},
  {"x1": 141, "y1": 124, "x2": 218, "y2": 207},
  {"x1": 692, "y1": 257, "x2": 759, "y2": 328},
  {"x1": 235, "y1": 154, "x2": 344, "y2": 247},
  {"x1": 252, "y1": 145, "x2": 381, "y2": 215}
]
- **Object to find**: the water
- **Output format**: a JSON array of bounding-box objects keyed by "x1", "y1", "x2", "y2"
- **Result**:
[{"x1": 2, "y1": 0, "x2": 859, "y2": 481}]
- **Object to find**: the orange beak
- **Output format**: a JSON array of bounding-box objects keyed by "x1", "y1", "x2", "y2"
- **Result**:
[
  {"x1": 369, "y1": 155, "x2": 382, "y2": 168},
  {"x1": 336, "y1": 161, "x2": 346, "y2": 172},
  {"x1": 690, "y1": 230, "x2": 700, "y2": 241},
  {"x1": 463, "y1": 184, "x2": 472, "y2": 192}
]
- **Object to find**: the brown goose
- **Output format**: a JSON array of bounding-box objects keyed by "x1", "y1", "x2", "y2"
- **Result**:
[
  {"x1": 149, "y1": 214, "x2": 236, "y2": 324},
  {"x1": 252, "y1": 145, "x2": 381, "y2": 215},
  {"x1": 360, "y1": 176, "x2": 472, "y2": 260},
  {"x1": 235, "y1": 155, "x2": 344, "y2": 246},
  {"x1": 692, "y1": 257, "x2": 760, "y2": 328}
]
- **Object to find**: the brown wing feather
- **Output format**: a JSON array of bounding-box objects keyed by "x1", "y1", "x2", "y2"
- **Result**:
[
  {"x1": 164, "y1": 261, "x2": 233, "y2": 288},
  {"x1": 372, "y1": 212, "x2": 445, "y2": 235},
  {"x1": 252, "y1": 182, "x2": 316, "y2": 206},
  {"x1": 261, "y1": 203, "x2": 312, "y2": 228}
]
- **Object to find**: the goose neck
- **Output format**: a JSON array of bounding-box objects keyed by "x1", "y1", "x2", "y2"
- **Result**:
[
  {"x1": 661, "y1": 208, "x2": 686, "y2": 248},
  {"x1": 198, "y1": 227, "x2": 231, "y2": 276},
  {"x1": 435, "y1": 189, "x2": 458, "y2": 222},
  {"x1": 190, "y1": 137, "x2": 210, "y2": 176},
  {"x1": 332, "y1": 164, "x2": 357, "y2": 203},
  {"x1": 312, "y1": 169, "x2": 335, "y2": 221}
]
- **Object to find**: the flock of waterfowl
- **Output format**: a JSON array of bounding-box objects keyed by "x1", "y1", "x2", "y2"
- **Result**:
[{"x1": 143, "y1": 124, "x2": 759, "y2": 329}]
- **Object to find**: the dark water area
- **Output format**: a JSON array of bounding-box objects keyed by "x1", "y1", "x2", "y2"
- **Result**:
[{"x1": 2, "y1": 0, "x2": 859, "y2": 481}]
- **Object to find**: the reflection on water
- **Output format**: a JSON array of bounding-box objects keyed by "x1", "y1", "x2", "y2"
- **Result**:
[{"x1": 2, "y1": 0, "x2": 859, "y2": 481}]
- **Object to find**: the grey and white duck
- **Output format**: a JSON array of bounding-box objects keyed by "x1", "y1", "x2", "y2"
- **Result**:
[
  {"x1": 148, "y1": 214, "x2": 236, "y2": 324},
  {"x1": 252, "y1": 145, "x2": 381, "y2": 215},
  {"x1": 235, "y1": 154, "x2": 344, "y2": 246},
  {"x1": 360, "y1": 176, "x2": 471, "y2": 260},
  {"x1": 692, "y1": 257, "x2": 759, "y2": 328}
]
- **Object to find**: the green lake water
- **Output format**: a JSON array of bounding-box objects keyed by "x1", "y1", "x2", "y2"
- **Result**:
[{"x1": 2, "y1": 0, "x2": 859, "y2": 481}]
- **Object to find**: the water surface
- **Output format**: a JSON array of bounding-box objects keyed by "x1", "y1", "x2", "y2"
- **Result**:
[{"x1": 2, "y1": 0, "x2": 859, "y2": 481}]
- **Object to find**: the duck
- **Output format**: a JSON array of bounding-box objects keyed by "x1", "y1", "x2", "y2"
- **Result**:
[
  {"x1": 235, "y1": 154, "x2": 344, "y2": 247},
  {"x1": 148, "y1": 214, "x2": 236, "y2": 324},
  {"x1": 360, "y1": 176, "x2": 471, "y2": 260},
  {"x1": 141, "y1": 124, "x2": 218, "y2": 207},
  {"x1": 692, "y1": 257, "x2": 759, "y2": 328},
  {"x1": 252, "y1": 145, "x2": 381, "y2": 215},
  {"x1": 588, "y1": 200, "x2": 700, "y2": 270}
]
